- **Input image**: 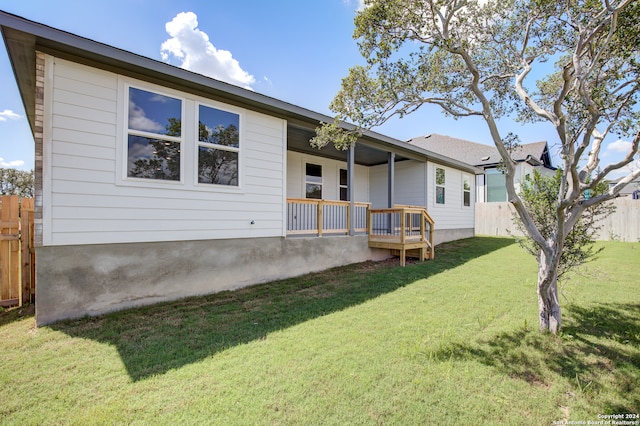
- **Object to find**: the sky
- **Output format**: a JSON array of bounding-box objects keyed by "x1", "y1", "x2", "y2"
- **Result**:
[{"x1": 0, "y1": 0, "x2": 636, "y2": 178}]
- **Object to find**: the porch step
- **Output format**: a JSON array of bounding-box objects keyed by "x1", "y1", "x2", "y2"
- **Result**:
[{"x1": 390, "y1": 247, "x2": 431, "y2": 260}]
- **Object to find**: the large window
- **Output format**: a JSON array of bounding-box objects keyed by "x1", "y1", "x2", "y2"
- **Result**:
[
  {"x1": 486, "y1": 168, "x2": 507, "y2": 202},
  {"x1": 436, "y1": 167, "x2": 446, "y2": 205},
  {"x1": 463, "y1": 174, "x2": 471, "y2": 207},
  {"x1": 127, "y1": 87, "x2": 182, "y2": 181},
  {"x1": 123, "y1": 85, "x2": 245, "y2": 189},
  {"x1": 305, "y1": 164, "x2": 322, "y2": 199},
  {"x1": 197, "y1": 104, "x2": 240, "y2": 186}
]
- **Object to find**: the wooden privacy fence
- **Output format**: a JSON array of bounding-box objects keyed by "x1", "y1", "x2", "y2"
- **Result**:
[
  {"x1": 0, "y1": 195, "x2": 35, "y2": 308},
  {"x1": 475, "y1": 198, "x2": 640, "y2": 242}
]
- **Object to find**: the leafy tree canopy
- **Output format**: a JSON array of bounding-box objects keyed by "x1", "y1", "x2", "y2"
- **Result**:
[
  {"x1": 0, "y1": 168, "x2": 34, "y2": 198},
  {"x1": 313, "y1": 0, "x2": 640, "y2": 333}
]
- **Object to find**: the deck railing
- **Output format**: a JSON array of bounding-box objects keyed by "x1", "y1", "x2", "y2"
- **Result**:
[
  {"x1": 286, "y1": 198, "x2": 371, "y2": 236},
  {"x1": 368, "y1": 206, "x2": 435, "y2": 265}
]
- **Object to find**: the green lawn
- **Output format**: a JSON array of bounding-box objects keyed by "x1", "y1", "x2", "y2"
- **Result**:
[{"x1": 1, "y1": 237, "x2": 639, "y2": 425}]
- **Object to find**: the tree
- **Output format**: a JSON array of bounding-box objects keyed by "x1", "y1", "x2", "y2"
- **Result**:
[
  {"x1": 0, "y1": 168, "x2": 34, "y2": 197},
  {"x1": 197, "y1": 122, "x2": 239, "y2": 185},
  {"x1": 129, "y1": 118, "x2": 181, "y2": 181},
  {"x1": 312, "y1": 0, "x2": 640, "y2": 333},
  {"x1": 513, "y1": 169, "x2": 615, "y2": 281}
]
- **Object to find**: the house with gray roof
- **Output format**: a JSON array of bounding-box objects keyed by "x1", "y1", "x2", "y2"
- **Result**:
[
  {"x1": 408, "y1": 134, "x2": 555, "y2": 202},
  {"x1": 0, "y1": 11, "x2": 482, "y2": 324}
]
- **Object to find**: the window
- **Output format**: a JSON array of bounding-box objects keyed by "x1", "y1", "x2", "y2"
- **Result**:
[
  {"x1": 339, "y1": 169, "x2": 348, "y2": 201},
  {"x1": 305, "y1": 164, "x2": 322, "y2": 199},
  {"x1": 127, "y1": 87, "x2": 182, "y2": 181},
  {"x1": 463, "y1": 174, "x2": 471, "y2": 207},
  {"x1": 486, "y1": 168, "x2": 507, "y2": 202},
  {"x1": 436, "y1": 167, "x2": 445, "y2": 205},
  {"x1": 198, "y1": 104, "x2": 240, "y2": 186}
]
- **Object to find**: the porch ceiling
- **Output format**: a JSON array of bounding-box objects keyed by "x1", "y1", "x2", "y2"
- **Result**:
[{"x1": 287, "y1": 124, "x2": 410, "y2": 166}]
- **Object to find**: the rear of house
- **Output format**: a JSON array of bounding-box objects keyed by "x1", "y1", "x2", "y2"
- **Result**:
[{"x1": 1, "y1": 11, "x2": 480, "y2": 324}]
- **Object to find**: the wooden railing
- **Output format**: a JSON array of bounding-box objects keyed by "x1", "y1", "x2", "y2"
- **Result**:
[
  {"x1": 368, "y1": 205, "x2": 435, "y2": 266},
  {"x1": 287, "y1": 198, "x2": 371, "y2": 236}
]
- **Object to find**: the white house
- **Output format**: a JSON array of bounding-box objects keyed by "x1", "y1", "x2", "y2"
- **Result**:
[{"x1": 0, "y1": 11, "x2": 481, "y2": 324}]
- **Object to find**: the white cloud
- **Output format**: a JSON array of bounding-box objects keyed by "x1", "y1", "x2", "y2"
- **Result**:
[
  {"x1": 606, "y1": 139, "x2": 633, "y2": 154},
  {"x1": 161, "y1": 12, "x2": 255, "y2": 90},
  {"x1": 0, "y1": 109, "x2": 22, "y2": 122},
  {"x1": 128, "y1": 101, "x2": 165, "y2": 133},
  {"x1": 0, "y1": 157, "x2": 25, "y2": 167},
  {"x1": 604, "y1": 162, "x2": 639, "y2": 180},
  {"x1": 344, "y1": 0, "x2": 366, "y2": 11}
]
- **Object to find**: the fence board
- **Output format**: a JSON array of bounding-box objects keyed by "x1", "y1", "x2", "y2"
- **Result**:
[
  {"x1": 475, "y1": 198, "x2": 640, "y2": 242},
  {"x1": 0, "y1": 195, "x2": 21, "y2": 304},
  {"x1": 21, "y1": 198, "x2": 35, "y2": 303},
  {"x1": 0, "y1": 196, "x2": 35, "y2": 307}
]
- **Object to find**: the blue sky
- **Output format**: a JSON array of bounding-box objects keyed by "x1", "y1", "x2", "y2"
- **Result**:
[{"x1": 0, "y1": 0, "x2": 636, "y2": 177}]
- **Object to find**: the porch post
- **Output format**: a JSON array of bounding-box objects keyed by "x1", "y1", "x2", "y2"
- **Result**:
[
  {"x1": 387, "y1": 152, "x2": 395, "y2": 235},
  {"x1": 388, "y1": 152, "x2": 395, "y2": 208},
  {"x1": 348, "y1": 144, "x2": 356, "y2": 236}
]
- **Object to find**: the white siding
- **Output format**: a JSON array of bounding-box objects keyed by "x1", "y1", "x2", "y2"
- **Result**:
[
  {"x1": 427, "y1": 162, "x2": 475, "y2": 229},
  {"x1": 369, "y1": 160, "x2": 426, "y2": 208},
  {"x1": 45, "y1": 57, "x2": 286, "y2": 246},
  {"x1": 476, "y1": 174, "x2": 486, "y2": 203},
  {"x1": 370, "y1": 160, "x2": 474, "y2": 230},
  {"x1": 286, "y1": 151, "x2": 369, "y2": 202}
]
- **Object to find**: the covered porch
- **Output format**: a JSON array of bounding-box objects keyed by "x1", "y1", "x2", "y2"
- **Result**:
[
  {"x1": 286, "y1": 121, "x2": 438, "y2": 266},
  {"x1": 285, "y1": 198, "x2": 435, "y2": 266}
]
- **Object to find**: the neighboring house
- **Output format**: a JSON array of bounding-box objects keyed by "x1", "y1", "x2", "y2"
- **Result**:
[
  {"x1": 0, "y1": 11, "x2": 482, "y2": 324},
  {"x1": 609, "y1": 177, "x2": 640, "y2": 199},
  {"x1": 408, "y1": 134, "x2": 556, "y2": 202}
]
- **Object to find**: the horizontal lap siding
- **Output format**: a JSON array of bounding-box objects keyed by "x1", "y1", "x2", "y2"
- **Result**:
[
  {"x1": 369, "y1": 161, "x2": 426, "y2": 208},
  {"x1": 47, "y1": 58, "x2": 285, "y2": 246},
  {"x1": 369, "y1": 161, "x2": 475, "y2": 230},
  {"x1": 427, "y1": 163, "x2": 475, "y2": 230},
  {"x1": 286, "y1": 151, "x2": 370, "y2": 202}
]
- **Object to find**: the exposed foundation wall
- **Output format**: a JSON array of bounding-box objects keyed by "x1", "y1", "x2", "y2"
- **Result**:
[
  {"x1": 35, "y1": 236, "x2": 390, "y2": 325},
  {"x1": 435, "y1": 228, "x2": 475, "y2": 245}
]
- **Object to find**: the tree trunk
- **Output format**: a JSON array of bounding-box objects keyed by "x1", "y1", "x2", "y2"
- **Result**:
[{"x1": 537, "y1": 251, "x2": 562, "y2": 334}]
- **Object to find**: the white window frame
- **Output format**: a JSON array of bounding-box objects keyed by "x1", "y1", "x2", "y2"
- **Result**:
[
  {"x1": 462, "y1": 174, "x2": 471, "y2": 207},
  {"x1": 339, "y1": 168, "x2": 348, "y2": 201},
  {"x1": 116, "y1": 78, "x2": 245, "y2": 193},
  {"x1": 121, "y1": 83, "x2": 185, "y2": 187},
  {"x1": 195, "y1": 101, "x2": 243, "y2": 189},
  {"x1": 435, "y1": 166, "x2": 446, "y2": 206},
  {"x1": 305, "y1": 163, "x2": 323, "y2": 199}
]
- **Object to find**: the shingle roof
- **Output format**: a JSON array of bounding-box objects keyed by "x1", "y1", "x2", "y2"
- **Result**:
[{"x1": 408, "y1": 134, "x2": 552, "y2": 168}]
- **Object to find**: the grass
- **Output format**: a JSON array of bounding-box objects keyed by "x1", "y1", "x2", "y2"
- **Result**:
[{"x1": 1, "y1": 237, "x2": 639, "y2": 425}]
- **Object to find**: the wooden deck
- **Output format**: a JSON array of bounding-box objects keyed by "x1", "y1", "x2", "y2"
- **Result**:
[
  {"x1": 286, "y1": 199, "x2": 435, "y2": 267},
  {"x1": 368, "y1": 206, "x2": 435, "y2": 266}
]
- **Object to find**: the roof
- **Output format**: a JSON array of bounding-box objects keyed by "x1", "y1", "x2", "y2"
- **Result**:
[
  {"x1": 0, "y1": 10, "x2": 482, "y2": 174},
  {"x1": 408, "y1": 134, "x2": 554, "y2": 169},
  {"x1": 608, "y1": 177, "x2": 640, "y2": 196}
]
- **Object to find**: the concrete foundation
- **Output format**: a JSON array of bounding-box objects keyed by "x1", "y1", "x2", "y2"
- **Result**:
[
  {"x1": 434, "y1": 228, "x2": 475, "y2": 245},
  {"x1": 35, "y1": 235, "x2": 390, "y2": 325}
]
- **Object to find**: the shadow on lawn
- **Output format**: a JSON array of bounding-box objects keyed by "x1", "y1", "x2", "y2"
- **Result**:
[
  {"x1": 429, "y1": 302, "x2": 640, "y2": 413},
  {"x1": 48, "y1": 237, "x2": 514, "y2": 381}
]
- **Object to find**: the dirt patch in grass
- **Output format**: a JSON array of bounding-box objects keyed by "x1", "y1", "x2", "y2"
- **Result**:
[{"x1": 0, "y1": 304, "x2": 34, "y2": 327}]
